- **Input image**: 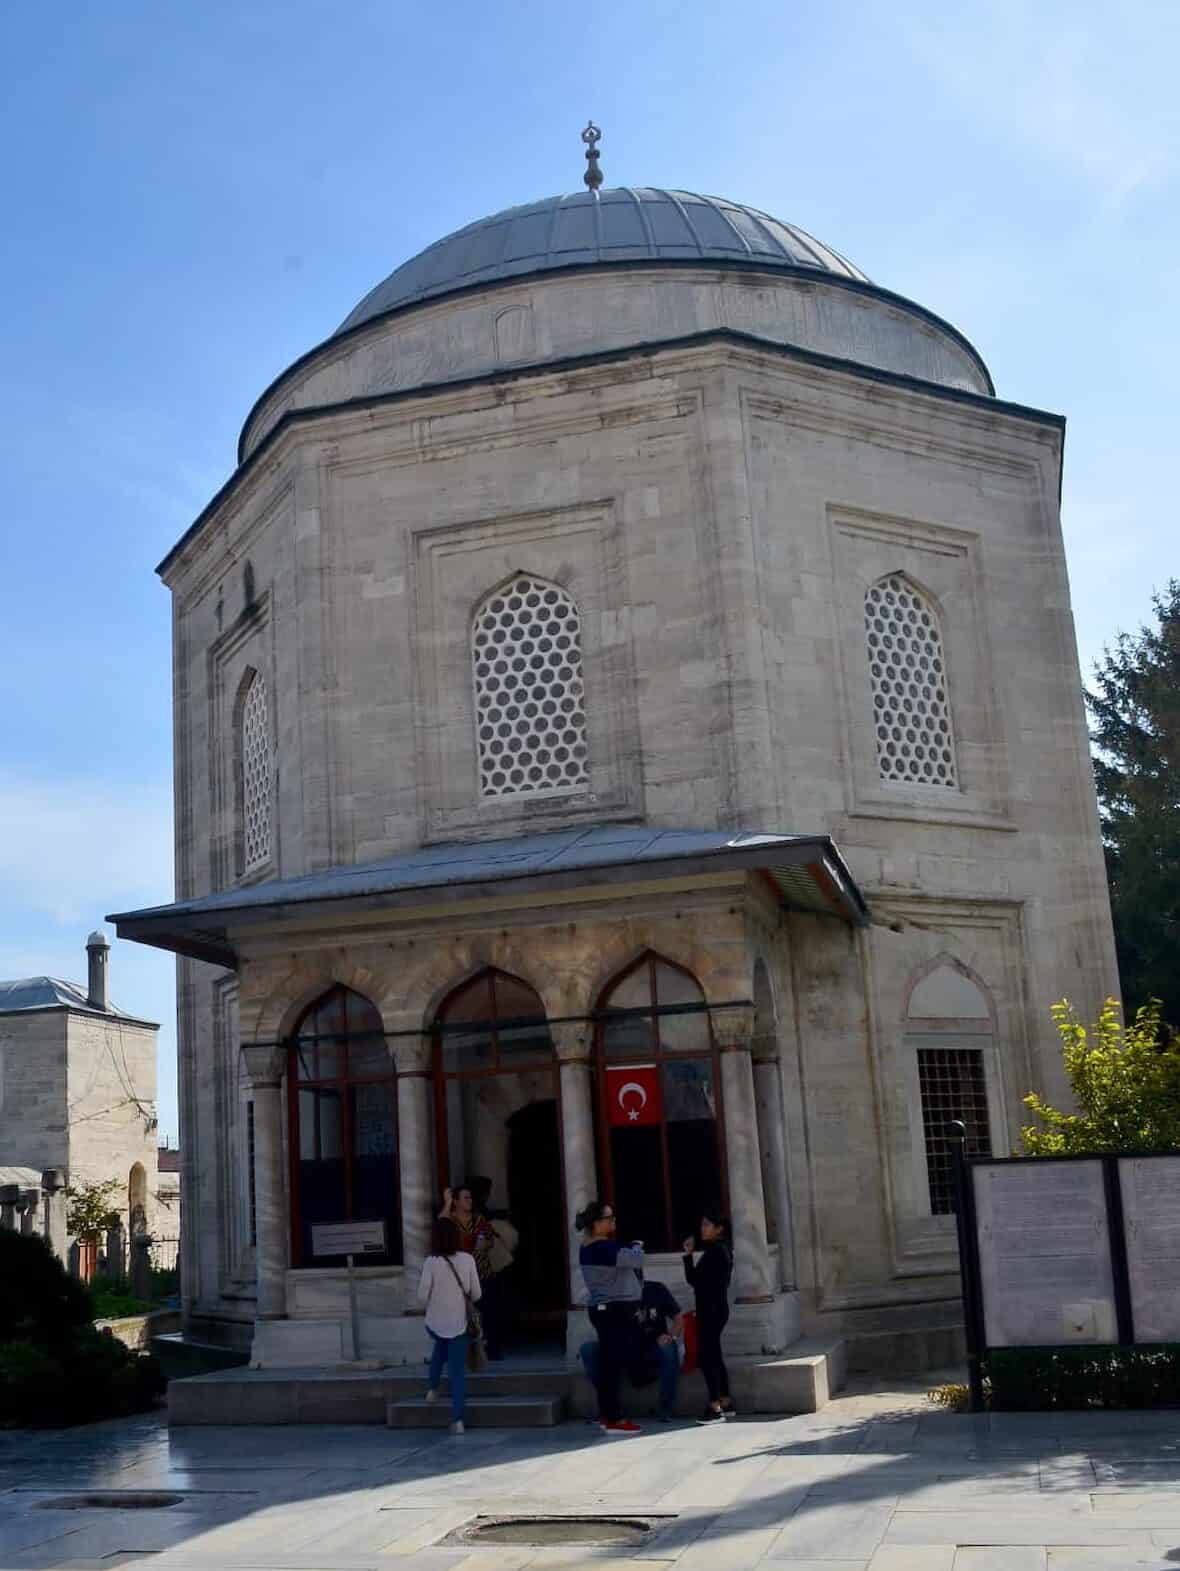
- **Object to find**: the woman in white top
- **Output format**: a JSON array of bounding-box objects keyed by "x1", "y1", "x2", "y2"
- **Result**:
[{"x1": 418, "y1": 1215, "x2": 481, "y2": 1433}]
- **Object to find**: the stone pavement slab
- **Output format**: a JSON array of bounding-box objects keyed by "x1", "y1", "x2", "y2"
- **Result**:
[{"x1": 5, "y1": 1373, "x2": 1180, "y2": 1569}]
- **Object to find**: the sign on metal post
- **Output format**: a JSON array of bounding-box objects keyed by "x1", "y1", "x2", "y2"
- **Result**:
[
  {"x1": 311, "y1": 1221, "x2": 387, "y2": 1365},
  {"x1": 311, "y1": 1220, "x2": 387, "y2": 1258}
]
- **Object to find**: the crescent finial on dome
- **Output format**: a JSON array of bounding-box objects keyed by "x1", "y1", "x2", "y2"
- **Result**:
[{"x1": 581, "y1": 120, "x2": 603, "y2": 195}]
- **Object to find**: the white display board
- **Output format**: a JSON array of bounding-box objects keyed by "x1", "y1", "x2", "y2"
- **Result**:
[
  {"x1": 1119, "y1": 1156, "x2": 1180, "y2": 1343},
  {"x1": 311, "y1": 1220, "x2": 387, "y2": 1257},
  {"x1": 972, "y1": 1160, "x2": 1116, "y2": 1348}
]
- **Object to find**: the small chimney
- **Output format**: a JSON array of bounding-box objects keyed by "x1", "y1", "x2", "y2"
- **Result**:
[{"x1": 85, "y1": 929, "x2": 110, "y2": 1012}]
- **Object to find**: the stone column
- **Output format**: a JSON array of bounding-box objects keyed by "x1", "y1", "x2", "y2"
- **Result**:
[
  {"x1": 393, "y1": 1032, "x2": 434, "y2": 1290},
  {"x1": 714, "y1": 1005, "x2": 775, "y2": 1304},
  {"x1": 41, "y1": 1170, "x2": 67, "y2": 1260},
  {"x1": 240, "y1": 1044, "x2": 288, "y2": 1321},
  {"x1": 753, "y1": 1041, "x2": 796, "y2": 1291},
  {"x1": 17, "y1": 1189, "x2": 39, "y2": 1236},
  {"x1": 551, "y1": 1023, "x2": 598, "y2": 1307},
  {"x1": 0, "y1": 1184, "x2": 18, "y2": 1231}
]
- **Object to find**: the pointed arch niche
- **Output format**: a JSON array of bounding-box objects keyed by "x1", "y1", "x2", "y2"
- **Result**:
[{"x1": 904, "y1": 960, "x2": 1000, "y2": 1217}]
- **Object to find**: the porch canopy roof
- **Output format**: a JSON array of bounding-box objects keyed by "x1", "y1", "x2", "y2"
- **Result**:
[{"x1": 108, "y1": 825, "x2": 869, "y2": 968}]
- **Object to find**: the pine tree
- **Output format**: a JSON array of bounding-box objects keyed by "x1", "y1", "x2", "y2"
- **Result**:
[{"x1": 1086, "y1": 580, "x2": 1180, "y2": 1030}]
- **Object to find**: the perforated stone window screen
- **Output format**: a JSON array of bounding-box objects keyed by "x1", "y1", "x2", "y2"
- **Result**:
[
  {"x1": 241, "y1": 673, "x2": 273, "y2": 871},
  {"x1": 865, "y1": 575, "x2": 957, "y2": 789},
  {"x1": 472, "y1": 576, "x2": 589, "y2": 798},
  {"x1": 917, "y1": 1046, "x2": 991, "y2": 1214}
]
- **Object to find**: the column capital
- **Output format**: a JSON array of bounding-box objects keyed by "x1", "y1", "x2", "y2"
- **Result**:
[
  {"x1": 550, "y1": 1021, "x2": 592, "y2": 1064},
  {"x1": 241, "y1": 1043, "x2": 286, "y2": 1088},
  {"x1": 751, "y1": 1031, "x2": 779, "y2": 1067},
  {"x1": 711, "y1": 1003, "x2": 756, "y2": 1053},
  {"x1": 392, "y1": 1033, "x2": 431, "y2": 1075}
]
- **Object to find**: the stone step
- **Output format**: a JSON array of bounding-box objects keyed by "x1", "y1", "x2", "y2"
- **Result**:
[{"x1": 387, "y1": 1393, "x2": 565, "y2": 1428}]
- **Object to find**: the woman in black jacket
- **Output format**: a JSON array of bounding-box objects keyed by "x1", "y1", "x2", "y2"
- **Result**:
[{"x1": 682, "y1": 1208, "x2": 734, "y2": 1424}]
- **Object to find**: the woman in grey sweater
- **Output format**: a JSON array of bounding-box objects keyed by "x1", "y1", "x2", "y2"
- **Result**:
[{"x1": 577, "y1": 1199, "x2": 643, "y2": 1435}]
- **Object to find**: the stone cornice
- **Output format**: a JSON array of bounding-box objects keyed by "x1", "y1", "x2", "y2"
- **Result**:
[{"x1": 158, "y1": 328, "x2": 1062, "y2": 586}]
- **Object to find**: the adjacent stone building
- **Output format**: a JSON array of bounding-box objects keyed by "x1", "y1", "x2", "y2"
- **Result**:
[
  {"x1": 112, "y1": 169, "x2": 1117, "y2": 1376},
  {"x1": 0, "y1": 932, "x2": 160, "y2": 1252}
]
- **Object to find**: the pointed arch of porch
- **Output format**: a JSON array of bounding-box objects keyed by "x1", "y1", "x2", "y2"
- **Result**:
[{"x1": 581, "y1": 929, "x2": 753, "y2": 1022}]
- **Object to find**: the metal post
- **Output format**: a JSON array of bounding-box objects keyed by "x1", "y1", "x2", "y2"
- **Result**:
[
  {"x1": 950, "y1": 1120, "x2": 986, "y2": 1412},
  {"x1": 346, "y1": 1254, "x2": 361, "y2": 1362}
]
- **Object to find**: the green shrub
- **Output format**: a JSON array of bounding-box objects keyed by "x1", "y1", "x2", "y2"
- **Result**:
[
  {"x1": 0, "y1": 1231, "x2": 92, "y2": 1348},
  {"x1": 988, "y1": 1345, "x2": 1180, "y2": 1410},
  {"x1": 0, "y1": 1329, "x2": 164, "y2": 1428},
  {"x1": 0, "y1": 1230, "x2": 164, "y2": 1427},
  {"x1": 90, "y1": 1289, "x2": 153, "y2": 1320},
  {"x1": 0, "y1": 1342, "x2": 70, "y2": 1427},
  {"x1": 62, "y1": 1327, "x2": 166, "y2": 1420},
  {"x1": 149, "y1": 1266, "x2": 179, "y2": 1300}
]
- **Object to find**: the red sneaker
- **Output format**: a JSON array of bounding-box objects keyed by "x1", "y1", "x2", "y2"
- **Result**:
[{"x1": 600, "y1": 1418, "x2": 642, "y2": 1435}]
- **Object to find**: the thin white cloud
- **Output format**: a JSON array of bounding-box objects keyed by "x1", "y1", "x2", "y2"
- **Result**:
[
  {"x1": 0, "y1": 772, "x2": 173, "y2": 926},
  {"x1": 904, "y1": 3, "x2": 1179, "y2": 208}
]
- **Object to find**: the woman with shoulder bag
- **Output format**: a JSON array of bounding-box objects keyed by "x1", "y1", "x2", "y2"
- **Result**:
[{"x1": 418, "y1": 1216, "x2": 481, "y2": 1434}]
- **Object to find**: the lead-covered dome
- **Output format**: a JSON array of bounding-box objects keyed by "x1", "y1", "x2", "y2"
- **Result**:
[
  {"x1": 236, "y1": 183, "x2": 994, "y2": 464},
  {"x1": 337, "y1": 188, "x2": 870, "y2": 335}
]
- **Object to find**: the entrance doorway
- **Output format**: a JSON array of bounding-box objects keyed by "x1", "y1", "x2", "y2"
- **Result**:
[
  {"x1": 433, "y1": 970, "x2": 567, "y2": 1352},
  {"x1": 507, "y1": 1099, "x2": 565, "y2": 1340}
]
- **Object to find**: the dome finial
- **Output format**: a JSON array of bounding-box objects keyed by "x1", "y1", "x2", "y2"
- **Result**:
[{"x1": 581, "y1": 120, "x2": 603, "y2": 196}]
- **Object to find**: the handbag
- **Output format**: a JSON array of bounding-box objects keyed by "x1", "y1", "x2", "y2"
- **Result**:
[
  {"x1": 442, "y1": 1255, "x2": 486, "y2": 1370},
  {"x1": 680, "y1": 1309, "x2": 700, "y2": 1374}
]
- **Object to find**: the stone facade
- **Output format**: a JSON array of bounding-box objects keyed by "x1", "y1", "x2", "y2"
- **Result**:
[
  {"x1": 0, "y1": 942, "x2": 160, "y2": 1251},
  {"x1": 118, "y1": 190, "x2": 1118, "y2": 1369}
]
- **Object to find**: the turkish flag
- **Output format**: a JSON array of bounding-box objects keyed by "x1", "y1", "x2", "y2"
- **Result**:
[{"x1": 606, "y1": 1064, "x2": 663, "y2": 1127}]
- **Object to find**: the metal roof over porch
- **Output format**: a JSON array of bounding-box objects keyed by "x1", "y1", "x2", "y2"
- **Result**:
[{"x1": 108, "y1": 826, "x2": 870, "y2": 968}]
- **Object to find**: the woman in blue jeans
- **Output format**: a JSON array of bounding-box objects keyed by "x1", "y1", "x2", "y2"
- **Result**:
[{"x1": 418, "y1": 1216, "x2": 481, "y2": 1434}]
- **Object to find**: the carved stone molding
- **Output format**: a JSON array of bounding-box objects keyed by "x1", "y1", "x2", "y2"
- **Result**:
[
  {"x1": 550, "y1": 1021, "x2": 591, "y2": 1064},
  {"x1": 240, "y1": 1043, "x2": 286, "y2": 1088},
  {"x1": 711, "y1": 1003, "x2": 756, "y2": 1054}
]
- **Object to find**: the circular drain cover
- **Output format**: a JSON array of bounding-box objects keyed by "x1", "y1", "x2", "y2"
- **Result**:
[
  {"x1": 466, "y1": 1516, "x2": 652, "y2": 1547},
  {"x1": 36, "y1": 1493, "x2": 184, "y2": 1511}
]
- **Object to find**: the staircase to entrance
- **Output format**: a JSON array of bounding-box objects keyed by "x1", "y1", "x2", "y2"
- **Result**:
[{"x1": 165, "y1": 1339, "x2": 846, "y2": 1426}]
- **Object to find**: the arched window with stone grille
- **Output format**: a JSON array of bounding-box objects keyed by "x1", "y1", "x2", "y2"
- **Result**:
[
  {"x1": 865, "y1": 574, "x2": 957, "y2": 789},
  {"x1": 471, "y1": 574, "x2": 589, "y2": 798},
  {"x1": 240, "y1": 670, "x2": 273, "y2": 873}
]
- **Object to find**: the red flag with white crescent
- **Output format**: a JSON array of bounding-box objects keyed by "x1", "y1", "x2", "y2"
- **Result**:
[{"x1": 606, "y1": 1064, "x2": 662, "y2": 1128}]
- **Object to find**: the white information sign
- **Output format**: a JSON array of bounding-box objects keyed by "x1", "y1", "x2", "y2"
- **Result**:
[
  {"x1": 311, "y1": 1220, "x2": 387, "y2": 1258},
  {"x1": 1119, "y1": 1156, "x2": 1180, "y2": 1343},
  {"x1": 973, "y1": 1160, "x2": 1116, "y2": 1348}
]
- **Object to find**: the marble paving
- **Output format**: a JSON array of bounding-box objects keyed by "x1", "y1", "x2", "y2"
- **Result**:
[{"x1": 4, "y1": 1374, "x2": 1180, "y2": 1570}]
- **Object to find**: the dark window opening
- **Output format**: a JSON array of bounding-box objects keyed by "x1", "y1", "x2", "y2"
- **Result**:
[
  {"x1": 595, "y1": 954, "x2": 726, "y2": 1252},
  {"x1": 246, "y1": 1099, "x2": 257, "y2": 1247},
  {"x1": 288, "y1": 985, "x2": 401, "y2": 1266},
  {"x1": 917, "y1": 1046, "x2": 991, "y2": 1215}
]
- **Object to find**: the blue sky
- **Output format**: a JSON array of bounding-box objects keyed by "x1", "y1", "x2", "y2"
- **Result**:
[{"x1": 2, "y1": 0, "x2": 1176, "y2": 1144}]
